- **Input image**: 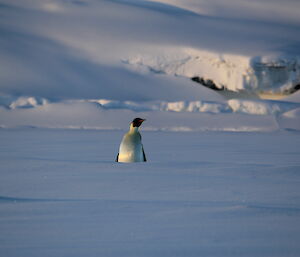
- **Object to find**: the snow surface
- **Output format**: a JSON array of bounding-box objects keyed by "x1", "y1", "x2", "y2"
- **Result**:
[
  {"x1": 0, "y1": 0, "x2": 300, "y2": 131},
  {"x1": 1, "y1": 1, "x2": 300, "y2": 255},
  {"x1": 1, "y1": 96, "x2": 300, "y2": 131},
  {"x1": 1, "y1": 129, "x2": 300, "y2": 257},
  {"x1": 126, "y1": 49, "x2": 300, "y2": 95},
  {"x1": 1, "y1": 0, "x2": 300, "y2": 100}
]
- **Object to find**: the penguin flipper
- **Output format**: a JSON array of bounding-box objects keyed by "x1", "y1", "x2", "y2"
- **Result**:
[
  {"x1": 142, "y1": 146, "x2": 147, "y2": 162},
  {"x1": 115, "y1": 153, "x2": 119, "y2": 162}
]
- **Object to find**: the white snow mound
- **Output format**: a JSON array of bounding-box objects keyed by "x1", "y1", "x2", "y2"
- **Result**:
[
  {"x1": 9, "y1": 97, "x2": 48, "y2": 110},
  {"x1": 126, "y1": 49, "x2": 300, "y2": 96},
  {"x1": 228, "y1": 99, "x2": 300, "y2": 115}
]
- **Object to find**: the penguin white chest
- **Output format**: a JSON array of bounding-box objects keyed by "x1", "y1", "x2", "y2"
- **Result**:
[{"x1": 118, "y1": 131, "x2": 144, "y2": 163}]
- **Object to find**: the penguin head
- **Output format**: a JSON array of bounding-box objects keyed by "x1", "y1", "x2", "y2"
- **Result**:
[{"x1": 132, "y1": 118, "x2": 146, "y2": 127}]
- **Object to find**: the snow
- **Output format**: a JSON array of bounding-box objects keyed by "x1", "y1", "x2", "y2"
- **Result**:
[
  {"x1": 8, "y1": 96, "x2": 48, "y2": 110},
  {"x1": 149, "y1": 0, "x2": 300, "y2": 25},
  {"x1": 1, "y1": 96, "x2": 299, "y2": 131},
  {"x1": 227, "y1": 99, "x2": 300, "y2": 116},
  {"x1": 1, "y1": 1, "x2": 300, "y2": 255},
  {"x1": 126, "y1": 49, "x2": 300, "y2": 95},
  {"x1": 1, "y1": 129, "x2": 300, "y2": 257},
  {"x1": 0, "y1": 0, "x2": 300, "y2": 131},
  {"x1": 1, "y1": 0, "x2": 300, "y2": 101}
]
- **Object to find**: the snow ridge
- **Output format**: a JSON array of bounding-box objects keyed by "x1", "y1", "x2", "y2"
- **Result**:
[
  {"x1": 2, "y1": 97, "x2": 300, "y2": 116},
  {"x1": 125, "y1": 49, "x2": 300, "y2": 97}
]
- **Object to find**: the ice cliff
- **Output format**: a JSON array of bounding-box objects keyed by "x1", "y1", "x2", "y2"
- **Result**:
[{"x1": 126, "y1": 49, "x2": 300, "y2": 99}]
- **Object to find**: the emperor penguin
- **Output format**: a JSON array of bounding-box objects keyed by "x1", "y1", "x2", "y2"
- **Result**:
[{"x1": 116, "y1": 118, "x2": 147, "y2": 163}]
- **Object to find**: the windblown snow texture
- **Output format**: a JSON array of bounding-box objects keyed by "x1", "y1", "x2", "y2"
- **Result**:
[
  {"x1": 0, "y1": 129, "x2": 300, "y2": 257},
  {"x1": 0, "y1": 0, "x2": 300, "y2": 130}
]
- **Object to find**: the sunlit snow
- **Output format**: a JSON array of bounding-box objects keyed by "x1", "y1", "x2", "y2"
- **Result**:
[{"x1": 1, "y1": 0, "x2": 300, "y2": 256}]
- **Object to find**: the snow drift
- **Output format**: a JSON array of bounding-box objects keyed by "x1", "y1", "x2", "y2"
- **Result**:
[
  {"x1": 0, "y1": 0, "x2": 300, "y2": 130},
  {"x1": 1, "y1": 96, "x2": 300, "y2": 131},
  {"x1": 126, "y1": 50, "x2": 300, "y2": 98},
  {"x1": 1, "y1": 0, "x2": 300, "y2": 100}
]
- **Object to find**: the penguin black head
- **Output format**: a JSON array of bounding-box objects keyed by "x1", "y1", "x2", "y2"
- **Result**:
[{"x1": 132, "y1": 118, "x2": 145, "y2": 127}]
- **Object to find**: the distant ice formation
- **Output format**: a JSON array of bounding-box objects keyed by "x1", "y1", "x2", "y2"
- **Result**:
[
  {"x1": 125, "y1": 49, "x2": 300, "y2": 99},
  {"x1": 9, "y1": 97, "x2": 48, "y2": 109},
  {"x1": 2, "y1": 97, "x2": 300, "y2": 117},
  {"x1": 0, "y1": 96, "x2": 48, "y2": 109}
]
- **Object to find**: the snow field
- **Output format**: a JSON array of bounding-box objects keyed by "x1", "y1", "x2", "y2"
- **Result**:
[
  {"x1": 1, "y1": 0, "x2": 300, "y2": 100},
  {"x1": 1, "y1": 1, "x2": 300, "y2": 255},
  {"x1": 0, "y1": 129, "x2": 300, "y2": 257},
  {"x1": 1, "y1": 96, "x2": 299, "y2": 131}
]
